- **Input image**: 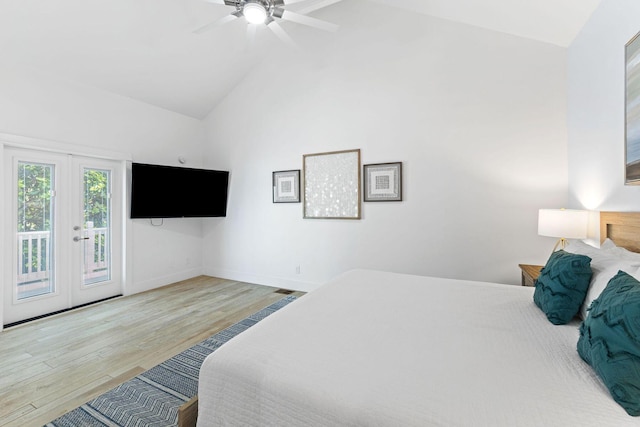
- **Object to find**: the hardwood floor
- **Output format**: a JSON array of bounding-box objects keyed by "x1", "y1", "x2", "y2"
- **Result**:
[{"x1": 0, "y1": 276, "x2": 304, "y2": 427}]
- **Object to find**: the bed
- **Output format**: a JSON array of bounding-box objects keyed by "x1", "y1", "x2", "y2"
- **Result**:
[{"x1": 196, "y1": 212, "x2": 640, "y2": 426}]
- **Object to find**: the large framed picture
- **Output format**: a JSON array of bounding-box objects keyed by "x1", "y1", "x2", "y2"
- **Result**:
[
  {"x1": 626, "y1": 30, "x2": 640, "y2": 184},
  {"x1": 364, "y1": 162, "x2": 402, "y2": 202},
  {"x1": 273, "y1": 170, "x2": 300, "y2": 203},
  {"x1": 303, "y1": 149, "x2": 361, "y2": 219}
]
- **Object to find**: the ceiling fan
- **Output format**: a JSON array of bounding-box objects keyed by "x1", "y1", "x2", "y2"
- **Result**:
[{"x1": 195, "y1": 0, "x2": 343, "y2": 47}]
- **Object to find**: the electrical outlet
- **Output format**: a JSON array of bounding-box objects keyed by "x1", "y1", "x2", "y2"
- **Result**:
[{"x1": 295, "y1": 265, "x2": 301, "y2": 275}]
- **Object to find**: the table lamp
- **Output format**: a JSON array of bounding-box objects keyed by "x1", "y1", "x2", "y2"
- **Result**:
[{"x1": 538, "y1": 208, "x2": 589, "y2": 253}]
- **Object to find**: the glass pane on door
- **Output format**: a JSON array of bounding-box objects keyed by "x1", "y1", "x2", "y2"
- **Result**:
[
  {"x1": 82, "y1": 168, "x2": 111, "y2": 285},
  {"x1": 16, "y1": 162, "x2": 55, "y2": 300}
]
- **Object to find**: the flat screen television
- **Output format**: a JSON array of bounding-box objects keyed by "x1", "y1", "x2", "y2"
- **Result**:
[{"x1": 130, "y1": 162, "x2": 229, "y2": 218}]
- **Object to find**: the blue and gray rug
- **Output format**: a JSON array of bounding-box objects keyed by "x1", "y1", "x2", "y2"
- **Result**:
[{"x1": 45, "y1": 295, "x2": 296, "y2": 427}]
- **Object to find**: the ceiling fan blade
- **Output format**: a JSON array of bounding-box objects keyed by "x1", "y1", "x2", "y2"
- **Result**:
[
  {"x1": 268, "y1": 21, "x2": 298, "y2": 49},
  {"x1": 282, "y1": 0, "x2": 312, "y2": 4},
  {"x1": 193, "y1": 12, "x2": 241, "y2": 34},
  {"x1": 281, "y1": 10, "x2": 338, "y2": 32},
  {"x1": 296, "y1": 0, "x2": 343, "y2": 15},
  {"x1": 247, "y1": 24, "x2": 257, "y2": 47},
  {"x1": 205, "y1": 0, "x2": 240, "y2": 5}
]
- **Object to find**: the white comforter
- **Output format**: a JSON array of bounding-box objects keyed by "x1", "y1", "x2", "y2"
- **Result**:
[{"x1": 197, "y1": 269, "x2": 638, "y2": 426}]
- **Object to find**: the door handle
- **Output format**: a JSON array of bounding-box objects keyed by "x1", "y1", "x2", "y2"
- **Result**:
[{"x1": 73, "y1": 236, "x2": 90, "y2": 242}]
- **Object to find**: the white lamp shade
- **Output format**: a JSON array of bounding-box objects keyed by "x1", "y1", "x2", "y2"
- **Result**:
[{"x1": 538, "y1": 209, "x2": 589, "y2": 239}]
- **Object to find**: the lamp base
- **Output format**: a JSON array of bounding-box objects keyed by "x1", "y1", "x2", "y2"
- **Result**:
[{"x1": 551, "y1": 238, "x2": 568, "y2": 254}]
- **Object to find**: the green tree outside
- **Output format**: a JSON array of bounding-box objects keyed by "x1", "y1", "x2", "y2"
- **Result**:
[
  {"x1": 18, "y1": 162, "x2": 52, "y2": 233},
  {"x1": 84, "y1": 169, "x2": 110, "y2": 228},
  {"x1": 17, "y1": 163, "x2": 110, "y2": 274}
]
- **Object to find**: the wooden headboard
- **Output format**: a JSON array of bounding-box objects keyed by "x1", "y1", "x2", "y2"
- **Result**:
[{"x1": 600, "y1": 211, "x2": 640, "y2": 253}]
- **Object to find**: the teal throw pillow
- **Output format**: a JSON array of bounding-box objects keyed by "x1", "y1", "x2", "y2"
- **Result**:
[
  {"x1": 577, "y1": 270, "x2": 640, "y2": 416},
  {"x1": 533, "y1": 250, "x2": 592, "y2": 325}
]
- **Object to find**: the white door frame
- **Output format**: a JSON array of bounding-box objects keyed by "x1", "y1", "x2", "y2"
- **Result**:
[{"x1": 0, "y1": 133, "x2": 131, "y2": 331}]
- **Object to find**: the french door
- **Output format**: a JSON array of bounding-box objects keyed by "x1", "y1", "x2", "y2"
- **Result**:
[{"x1": 3, "y1": 148, "x2": 123, "y2": 325}]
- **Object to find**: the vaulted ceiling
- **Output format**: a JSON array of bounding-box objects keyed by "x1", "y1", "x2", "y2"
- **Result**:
[{"x1": 0, "y1": 0, "x2": 602, "y2": 119}]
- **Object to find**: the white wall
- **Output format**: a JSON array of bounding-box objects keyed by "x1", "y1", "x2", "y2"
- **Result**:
[
  {"x1": 0, "y1": 65, "x2": 206, "y2": 304},
  {"x1": 568, "y1": 0, "x2": 640, "y2": 215},
  {"x1": 201, "y1": 4, "x2": 569, "y2": 291}
]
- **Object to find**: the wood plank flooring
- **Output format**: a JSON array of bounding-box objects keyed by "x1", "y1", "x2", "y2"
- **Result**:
[{"x1": 0, "y1": 276, "x2": 304, "y2": 427}]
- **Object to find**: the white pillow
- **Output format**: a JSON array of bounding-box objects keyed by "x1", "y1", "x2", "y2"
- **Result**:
[
  {"x1": 605, "y1": 246, "x2": 640, "y2": 264},
  {"x1": 564, "y1": 239, "x2": 640, "y2": 319},
  {"x1": 563, "y1": 239, "x2": 607, "y2": 261},
  {"x1": 579, "y1": 261, "x2": 639, "y2": 319},
  {"x1": 599, "y1": 237, "x2": 640, "y2": 264},
  {"x1": 600, "y1": 238, "x2": 617, "y2": 250}
]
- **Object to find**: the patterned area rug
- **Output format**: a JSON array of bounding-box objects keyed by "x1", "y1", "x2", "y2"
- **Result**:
[{"x1": 45, "y1": 296, "x2": 297, "y2": 427}]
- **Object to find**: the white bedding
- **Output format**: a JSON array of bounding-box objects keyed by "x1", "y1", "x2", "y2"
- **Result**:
[{"x1": 197, "y1": 269, "x2": 638, "y2": 426}]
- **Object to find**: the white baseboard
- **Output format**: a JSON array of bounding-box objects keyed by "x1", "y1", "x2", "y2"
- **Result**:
[{"x1": 203, "y1": 267, "x2": 321, "y2": 293}]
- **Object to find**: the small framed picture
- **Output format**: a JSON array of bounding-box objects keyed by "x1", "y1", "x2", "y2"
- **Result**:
[
  {"x1": 363, "y1": 162, "x2": 402, "y2": 202},
  {"x1": 273, "y1": 170, "x2": 301, "y2": 203}
]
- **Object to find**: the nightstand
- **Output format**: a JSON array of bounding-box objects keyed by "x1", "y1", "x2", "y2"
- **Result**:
[{"x1": 518, "y1": 264, "x2": 543, "y2": 287}]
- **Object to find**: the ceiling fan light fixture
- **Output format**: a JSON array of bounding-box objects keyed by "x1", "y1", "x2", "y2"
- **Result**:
[{"x1": 243, "y1": 2, "x2": 268, "y2": 25}]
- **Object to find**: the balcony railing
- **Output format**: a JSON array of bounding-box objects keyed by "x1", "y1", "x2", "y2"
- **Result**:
[
  {"x1": 17, "y1": 226, "x2": 109, "y2": 299},
  {"x1": 18, "y1": 231, "x2": 50, "y2": 284}
]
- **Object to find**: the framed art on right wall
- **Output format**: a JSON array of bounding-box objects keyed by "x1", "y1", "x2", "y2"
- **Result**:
[
  {"x1": 363, "y1": 162, "x2": 402, "y2": 202},
  {"x1": 626, "y1": 30, "x2": 640, "y2": 184}
]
